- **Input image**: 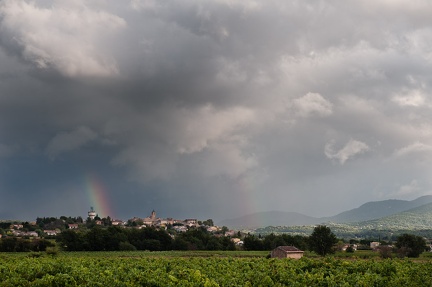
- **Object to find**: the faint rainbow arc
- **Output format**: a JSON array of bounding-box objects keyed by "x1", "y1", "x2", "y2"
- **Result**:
[{"x1": 86, "y1": 174, "x2": 114, "y2": 218}]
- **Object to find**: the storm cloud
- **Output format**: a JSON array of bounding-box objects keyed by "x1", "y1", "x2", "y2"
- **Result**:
[{"x1": 1, "y1": 0, "x2": 432, "y2": 221}]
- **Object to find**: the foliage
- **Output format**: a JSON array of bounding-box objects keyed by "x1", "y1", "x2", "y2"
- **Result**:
[
  {"x1": 119, "y1": 242, "x2": 137, "y2": 251},
  {"x1": 202, "y1": 219, "x2": 214, "y2": 226},
  {"x1": 243, "y1": 235, "x2": 265, "y2": 251},
  {"x1": 0, "y1": 238, "x2": 54, "y2": 252},
  {"x1": 55, "y1": 226, "x2": 236, "y2": 252},
  {"x1": 345, "y1": 246, "x2": 355, "y2": 253},
  {"x1": 243, "y1": 233, "x2": 308, "y2": 251},
  {"x1": 309, "y1": 225, "x2": 338, "y2": 256},
  {"x1": 36, "y1": 216, "x2": 83, "y2": 230},
  {"x1": 45, "y1": 246, "x2": 59, "y2": 256},
  {"x1": 1, "y1": 253, "x2": 432, "y2": 286},
  {"x1": 378, "y1": 246, "x2": 393, "y2": 259},
  {"x1": 395, "y1": 233, "x2": 427, "y2": 258},
  {"x1": 255, "y1": 224, "x2": 432, "y2": 241}
]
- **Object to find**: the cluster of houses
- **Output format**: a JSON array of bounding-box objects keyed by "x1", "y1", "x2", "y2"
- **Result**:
[
  {"x1": 2, "y1": 209, "x2": 243, "y2": 246},
  {"x1": 8, "y1": 224, "x2": 39, "y2": 238},
  {"x1": 2, "y1": 223, "x2": 59, "y2": 238},
  {"x1": 126, "y1": 210, "x2": 199, "y2": 232},
  {"x1": 64, "y1": 209, "x2": 201, "y2": 230}
]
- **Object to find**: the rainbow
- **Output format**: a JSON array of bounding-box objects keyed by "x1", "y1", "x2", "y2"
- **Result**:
[{"x1": 86, "y1": 174, "x2": 114, "y2": 218}]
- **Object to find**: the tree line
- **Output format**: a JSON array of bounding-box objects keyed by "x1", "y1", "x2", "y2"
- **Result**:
[
  {"x1": 243, "y1": 225, "x2": 336, "y2": 256},
  {"x1": 0, "y1": 224, "x2": 428, "y2": 257},
  {"x1": 245, "y1": 225, "x2": 429, "y2": 258},
  {"x1": 56, "y1": 226, "x2": 236, "y2": 251},
  {"x1": 0, "y1": 237, "x2": 54, "y2": 252}
]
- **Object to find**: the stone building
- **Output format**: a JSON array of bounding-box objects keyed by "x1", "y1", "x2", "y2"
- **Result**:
[{"x1": 271, "y1": 246, "x2": 304, "y2": 259}]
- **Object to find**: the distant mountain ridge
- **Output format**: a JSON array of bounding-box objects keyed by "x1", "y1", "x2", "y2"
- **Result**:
[
  {"x1": 217, "y1": 211, "x2": 318, "y2": 229},
  {"x1": 352, "y1": 201, "x2": 432, "y2": 230},
  {"x1": 324, "y1": 195, "x2": 432, "y2": 223},
  {"x1": 218, "y1": 195, "x2": 432, "y2": 229}
]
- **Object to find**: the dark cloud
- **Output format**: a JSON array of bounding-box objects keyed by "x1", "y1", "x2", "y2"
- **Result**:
[{"x1": 1, "y1": 0, "x2": 432, "y2": 221}]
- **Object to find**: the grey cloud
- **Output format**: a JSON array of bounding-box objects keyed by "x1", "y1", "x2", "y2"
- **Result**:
[
  {"x1": 45, "y1": 126, "x2": 98, "y2": 159},
  {"x1": 325, "y1": 139, "x2": 370, "y2": 164},
  {"x1": 0, "y1": 0, "x2": 126, "y2": 77},
  {"x1": 106, "y1": 102, "x2": 256, "y2": 181},
  {"x1": 394, "y1": 179, "x2": 421, "y2": 198},
  {"x1": 291, "y1": 93, "x2": 333, "y2": 118},
  {"x1": 1, "y1": 0, "x2": 432, "y2": 220},
  {"x1": 393, "y1": 142, "x2": 432, "y2": 158}
]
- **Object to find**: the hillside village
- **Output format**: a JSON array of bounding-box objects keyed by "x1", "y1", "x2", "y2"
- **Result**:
[{"x1": 0, "y1": 208, "x2": 244, "y2": 248}]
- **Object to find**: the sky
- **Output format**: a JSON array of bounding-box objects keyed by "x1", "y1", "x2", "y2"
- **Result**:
[{"x1": 1, "y1": 0, "x2": 432, "y2": 222}]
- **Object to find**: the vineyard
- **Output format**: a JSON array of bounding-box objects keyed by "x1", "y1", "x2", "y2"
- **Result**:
[{"x1": 1, "y1": 252, "x2": 432, "y2": 286}]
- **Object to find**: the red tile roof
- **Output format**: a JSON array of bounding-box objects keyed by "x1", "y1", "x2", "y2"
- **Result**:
[{"x1": 276, "y1": 246, "x2": 303, "y2": 252}]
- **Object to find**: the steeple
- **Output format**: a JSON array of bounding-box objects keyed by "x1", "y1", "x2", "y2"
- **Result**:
[{"x1": 151, "y1": 210, "x2": 156, "y2": 220}]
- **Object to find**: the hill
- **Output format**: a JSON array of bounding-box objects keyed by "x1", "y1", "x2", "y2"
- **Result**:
[
  {"x1": 350, "y1": 202, "x2": 432, "y2": 230},
  {"x1": 217, "y1": 211, "x2": 319, "y2": 229},
  {"x1": 324, "y1": 195, "x2": 432, "y2": 223},
  {"x1": 255, "y1": 202, "x2": 432, "y2": 239},
  {"x1": 219, "y1": 195, "x2": 432, "y2": 229}
]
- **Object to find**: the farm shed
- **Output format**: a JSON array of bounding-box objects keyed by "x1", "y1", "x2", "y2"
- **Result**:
[{"x1": 271, "y1": 246, "x2": 304, "y2": 259}]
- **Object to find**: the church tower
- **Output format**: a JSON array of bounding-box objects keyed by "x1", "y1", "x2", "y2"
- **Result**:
[
  {"x1": 88, "y1": 207, "x2": 96, "y2": 220},
  {"x1": 150, "y1": 210, "x2": 156, "y2": 220}
]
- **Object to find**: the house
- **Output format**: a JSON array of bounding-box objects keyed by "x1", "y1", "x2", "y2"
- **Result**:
[
  {"x1": 206, "y1": 226, "x2": 218, "y2": 233},
  {"x1": 11, "y1": 224, "x2": 24, "y2": 230},
  {"x1": 173, "y1": 225, "x2": 188, "y2": 232},
  {"x1": 184, "y1": 219, "x2": 198, "y2": 226},
  {"x1": 231, "y1": 238, "x2": 244, "y2": 246},
  {"x1": 166, "y1": 218, "x2": 175, "y2": 225},
  {"x1": 44, "y1": 230, "x2": 59, "y2": 236},
  {"x1": 111, "y1": 220, "x2": 124, "y2": 226},
  {"x1": 341, "y1": 244, "x2": 358, "y2": 251},
  {"x1": 370, "y1": 242, "x2": 380, "y2": 250},
  {"x1": 68, "y1": 224, "x2": 79, "y2": 229},
  {"x1": 271, "y1": 246, "x2": 304, "y2": 259},
  {"x1": 12, "y1": 230, "x2": 39, "y2": 237},
  {"x1": 224, "y1": 230, "x2": 236, "y2": 237},
  {"x1": 26, "y1": 231, "x2": 39, "y2": 237}
]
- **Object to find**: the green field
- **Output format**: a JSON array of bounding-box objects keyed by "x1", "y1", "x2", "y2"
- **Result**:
[{"x1": 1, "y1": 251, "x2": 432, "y2": 286}]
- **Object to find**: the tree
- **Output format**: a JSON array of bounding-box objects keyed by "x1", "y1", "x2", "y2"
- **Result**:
[
  {"x1": 221, "y1": 226, "x2": 229, "y2": 235},
  {"x1": 378, "y1": 245, "x2": 393, "y2": 259},
  {"x1": 395, "y1": 233, "x2": 427, "y2": 258},
  {"x1": 309, "y1": 225, "x2": 338, "y2": 256},
  {"x1": 243, "y1": 235, "x2": 264, "y2": 250},
  {"x1": 203, "y1": 219, "x2": 214, "y2": 226},
  {"x1": 56, "y1": 230, "x2": 85, "y2": 251}
]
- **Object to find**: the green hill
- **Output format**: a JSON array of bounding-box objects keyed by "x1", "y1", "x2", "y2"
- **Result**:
[
  {"x1": 351, "y1": 202, "x2": 432, "y2": 230},
  {"x1": 324, "y1": 195, "x2": 432, "y2": 223},
  {"x1": 217, "y1": 211, "x2": 319, "y2": 229},
  {"x1": 219, "y1": 195, "x2": 432, "y2": 229},
  {"x1": 254, "y1": 201, "x2": 432, "y2": 239}
]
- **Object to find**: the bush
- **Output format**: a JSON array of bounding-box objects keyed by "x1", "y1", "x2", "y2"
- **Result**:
[
  {"x1": 378, "y1": 246, "x2": 393, "y2": 259},
  {"x1": 45, "y1": 247, "x2": 59, "y2": 256},
  {"x1": 119, "y1": 242, "x2": 137, "y2": 251},
  {"x1": 346, "y1": 246, "x2": 355, "y2": 253},
  {"x1": 28, "y1": 252, "x2": 43, "y2": 258}
]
